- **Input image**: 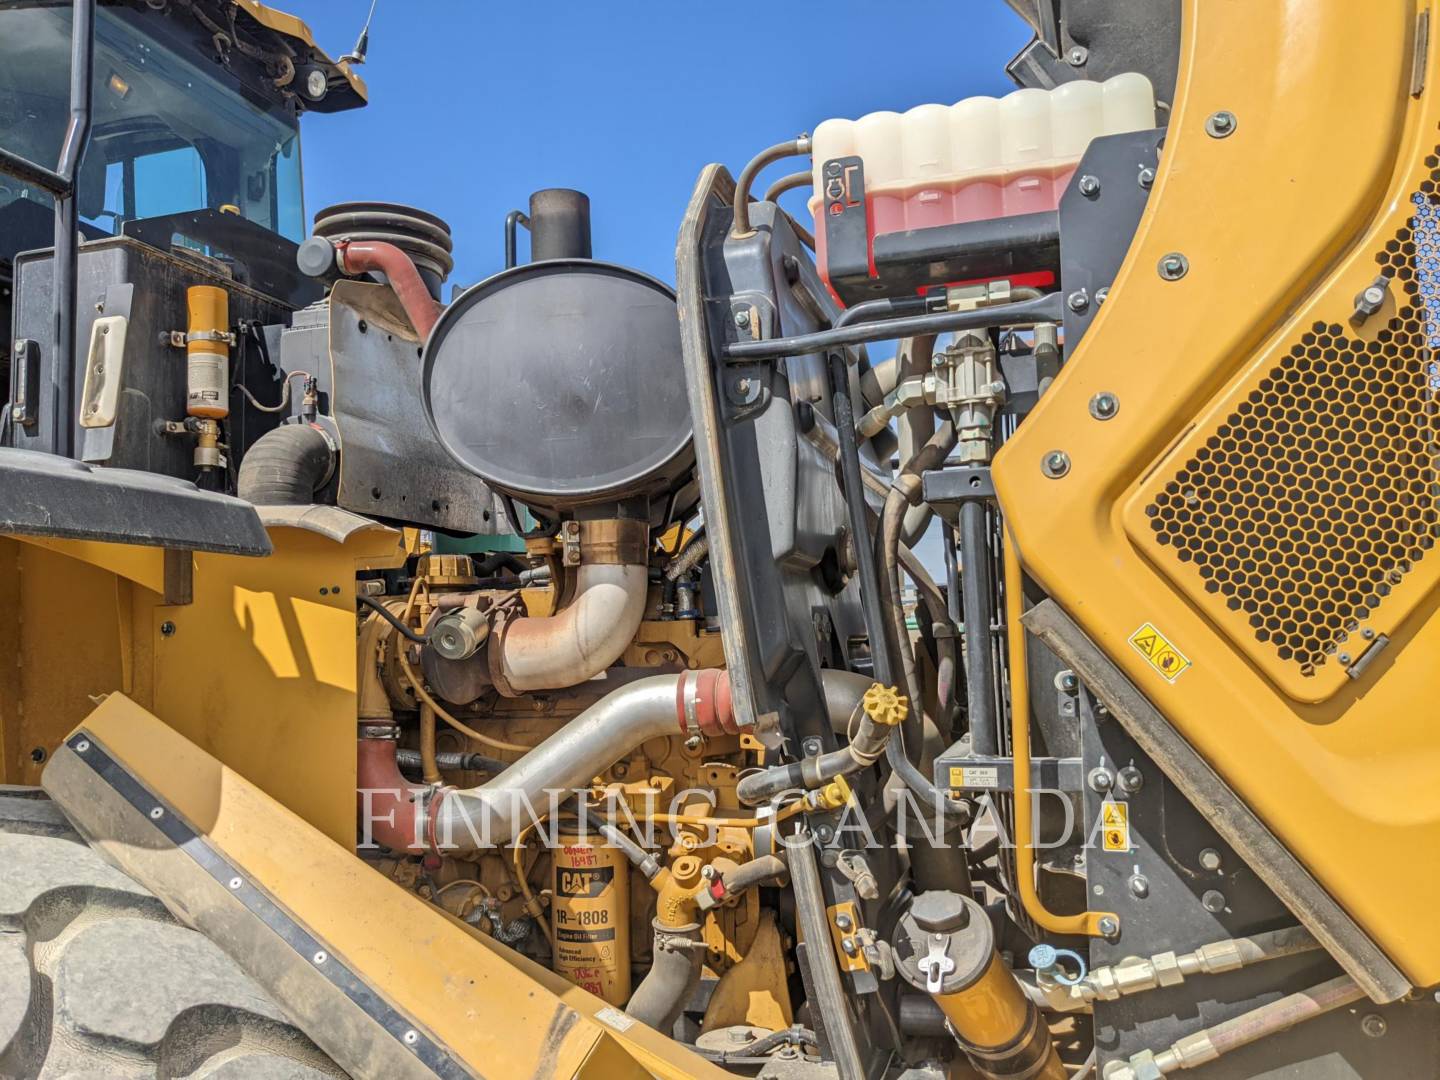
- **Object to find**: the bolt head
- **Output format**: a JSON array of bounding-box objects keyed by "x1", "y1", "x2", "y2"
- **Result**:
[
  {"x1": 1042, "y1": 450, "x2": 1072, "y2": 479},
  {"x1": 1117, "y1": 766, "x2": 1144, "y2": 793},
  {"x1": 1089, "y1": 392, "x2": 1119, "y2": 420},
  {"x1": 1098, "y1": 916, "x2": 1119, "y2": 937},
  {"x1": 841, "y1": 937, "x2": 858, "y2": 956},
  {"x1": 1205, "y1": 110, "x2": 1237, "y2": 138},
  {"x1": 1088, "y1": 767, "x2": 1114, "y2": 793},
  {"x1": 1198, "y1": 848, "x2": 1223, "y2": 872},
  {"x1": 1158, "y1": 253, "x2": 1190, "y2": 281},
  {"x1": 1138, "y1": 166, "x2": 1156, "y2": 189},
  {"x1": 1129, "y1": 874, "x2": 1150, "y2": 899},
  {"x1": 1078, "y1": 174, "x2": 1101, "y2": 197},
  {"x1": 159, "y1": 620, "x2": 176, "y2": 637},
  {"x1": 733, "y1": 310, "x2": 751, "y2": 329},
  {"x1": 1363, "y1": 285, "x2": 1386, "y2": 306},
  {"x1": 683, "y1": 734, "x2": 703, "y2": 752},
  {"x1": 1067, "y1": 289, "x2": 1090, "y2": 313},
  {"x1": 1067, "y1": 44, "x2": 1089, "y2": 66},
  {"x1": 1361, "y1": 1013, "x2": 1388, "y2": 1038},
  {"x1": 1202, "y1": 889, "x2": 1227, "y2": 913}
]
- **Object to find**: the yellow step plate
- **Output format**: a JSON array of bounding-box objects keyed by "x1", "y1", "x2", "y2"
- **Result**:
[{"x1": 42, "y1": 692, "x2": 728, "y2": 1080}]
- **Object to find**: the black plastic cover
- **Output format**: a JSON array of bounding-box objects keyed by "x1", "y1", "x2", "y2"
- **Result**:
[
  {"x1": 421, "y1": 260, "x2": 693, "y2": 513},
  {"x1": 0, "y1": 448, "x2": 272, "y2": 554}
]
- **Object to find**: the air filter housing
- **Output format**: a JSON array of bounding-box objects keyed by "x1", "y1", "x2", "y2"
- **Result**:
[{"x1": 421, "y1": 260, "x2": 693, "y2": 514}]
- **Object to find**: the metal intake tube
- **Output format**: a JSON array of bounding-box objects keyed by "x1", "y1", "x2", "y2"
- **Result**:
[
  {"x1": 494, "y1": 561, "x2": 649, "y2": 692},
  {"x1": 356, "y1": 669, "x2": 877, "y2": 852}
]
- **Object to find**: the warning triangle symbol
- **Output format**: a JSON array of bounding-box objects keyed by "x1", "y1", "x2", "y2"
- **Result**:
[{"x1": 1133, "y1": 633, "x2": 1158, "y2": 657}]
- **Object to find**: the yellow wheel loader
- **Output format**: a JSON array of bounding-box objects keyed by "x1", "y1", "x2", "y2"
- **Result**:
[{"x1": 2, "y1": 1, "x2": 1439, "y2": 1078}]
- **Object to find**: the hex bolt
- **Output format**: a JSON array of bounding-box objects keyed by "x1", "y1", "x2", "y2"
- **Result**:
[
  {"x1": 1202, "y1": 889, "x2": 1227, "y2": 913},
  {"x1": 1095, "y1": 286, "x2": 1110, "y2": 305},
  {"x1": 1042, "y1": 450, "x2": 1071, "y2": 479},
  {"x1": 835, "y1": 912, "x2": 854, "y2": 931},
  {"x1": 1198, "y1": 848, "x2": 1223, "y2": 872},
  {"x1": 802, "y1": 737, "x2": 823, "y2": 757},
  {"x1": 683, "y1": 735, "x2": 703, "y2": 752},
  {"x1": 1088, "y1": 767, "x2": 1114, "y2": 793},
  {"x1": 1089, "y1": 392, "x2": 1120, "y2": 420},
  {"x1": 1067, "y1": 44, "x2": 1089, "y2": 66},
  {"x1": 734, "y1": 377, "x2": 752, "y2": 397},
  {"x1": 160, "y1": 620, "x2": 177, "y2": 637},
  {"x1": 1129, "y1": 874, "x2": 1150, "y2": 899},
  {"x1": 1056, "y1": 670, "x2": 1079, "y2": 693},
  {"x1": 1067, "y1": 288, "x2": 1090, "y2": 313},
  {"x1": 841, "y1": 937, "x2": 858, "y2": 956},
  {"x1": 1138, "y1": 166, "x2": 1156, "y2": 189},
  {"x1": 1117, "y1": 766, "x2": 1144, "y2": 794},
  {"x1": 1098, "y1": 916, "x2": 1120, "y2": 938},
  {"x1": 1078, "y1": 174, "x2": 1101, "y2": 197},
  {"x1": 1361, "y1": 1014, "x2": 1388, "y2": 1038},
  {"x1": 814, "y1": 823, "x2": 835, "y2": 844},
  {"x1": 1205, "y1": 110, "x2": 1238, "y2": 138},
  {"x1": 733, "y1": 309, "x2": 751, "y2": 329},
  {"x1": 1158, "y1": 253, "x2": 1190, "y2": 281}
]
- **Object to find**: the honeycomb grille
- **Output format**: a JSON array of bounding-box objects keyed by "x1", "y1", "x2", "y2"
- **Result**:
[{"x1": 1145, "y1": 182, "x2": 1440, "y2": 679}]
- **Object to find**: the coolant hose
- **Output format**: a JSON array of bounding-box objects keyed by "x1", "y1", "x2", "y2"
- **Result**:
[
  {"x1": 627, "y1": 923, "x2": 704, "y2": 1032},
  {"x1": 236, "y1": 423, "x2": 335, "y2": 505}
]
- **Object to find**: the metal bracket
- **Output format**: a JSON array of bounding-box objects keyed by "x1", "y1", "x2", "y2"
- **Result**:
[{"x1": 921, "y1": 466, "x2": 996, "y2": 517}]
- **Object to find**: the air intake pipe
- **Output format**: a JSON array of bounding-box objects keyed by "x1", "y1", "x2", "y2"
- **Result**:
[
  {"x1": 356, "y1": 668, "x2": 876, "y2": 852},
  {"x1": 236, "y1": 423, "x2": 335, "y2": 505}
]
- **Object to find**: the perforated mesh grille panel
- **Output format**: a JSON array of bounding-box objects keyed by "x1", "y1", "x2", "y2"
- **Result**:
[{"x1": 1144, "y1": 169, "x2": 1440, "y2": 681}]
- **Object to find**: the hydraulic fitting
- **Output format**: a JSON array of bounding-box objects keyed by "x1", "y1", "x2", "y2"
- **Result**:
[{"x1": 895, "y1": 891, "x2": 1065, "y2": 1080}]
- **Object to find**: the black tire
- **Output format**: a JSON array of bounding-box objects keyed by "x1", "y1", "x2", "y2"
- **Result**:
[{"x1": 0, "y1": 788, "x2": 348, "y2": 1079}]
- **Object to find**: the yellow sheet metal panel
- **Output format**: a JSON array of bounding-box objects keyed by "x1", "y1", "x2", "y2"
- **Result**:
[
  {"x1": 149, "y1": 523, "x2": 405, "y2": 846},
  {"x1": 995, "y1": 0, "x2": 1440, "y2": 981},
  {"x1": 1, "y1": 539, "x2": 129, "y2": 785},
  {"x1": 65, "y1": 693, "x2": 729, "y2": 1080}
]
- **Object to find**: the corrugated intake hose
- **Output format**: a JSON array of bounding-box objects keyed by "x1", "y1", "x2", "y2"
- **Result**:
[
  {"x1": 236, "y1": 423, "x2": 334, "y2": 505},
  {"x1": 626, "y1": 923, "x2": 704, "y2": 1032}
]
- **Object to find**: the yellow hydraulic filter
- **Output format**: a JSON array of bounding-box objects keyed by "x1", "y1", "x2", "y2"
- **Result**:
[
  {"x1": 185, "y1": 285, "x2": 230, "y2": 419},
  {"x1": 896, "y1": 891, "x2": 1064, "y2": 1080},
  {"x1": 551, "y1": 828, "x2": 632, "y2": 1005}
]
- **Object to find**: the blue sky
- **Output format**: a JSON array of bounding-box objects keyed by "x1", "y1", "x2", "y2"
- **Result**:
[{"x1": 289, "y1": 2, "x2": 1032, "y2": 288}]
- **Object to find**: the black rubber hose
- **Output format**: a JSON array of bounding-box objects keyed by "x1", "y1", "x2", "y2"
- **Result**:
[
  {"x1": 236, "y1": 423, "x2": 334, "y2": 506},
  {"x1": 473, "y1": 552, "x2": 527, "y2": 576},
  {"x1": 357, "y1": 595, "x2": 426, "y2": 642},
  {"x1": 722, "y1": 854, "x2": 788, "y2": 894},
  {"x1": 732, "y1": 136, "x2": 811, "y2": 238},
  {"x1": 396, "y1": 748, "x2": 506, "y2": 774},
  {"x1": 960, "y1": 499, "x2": 999, "y2": 756},
  {"x1": 627, "y1": 924, "x2": 704, "y2": 1032}
]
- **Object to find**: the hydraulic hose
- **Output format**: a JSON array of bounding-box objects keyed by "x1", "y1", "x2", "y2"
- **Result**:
[
  {"x1": 236, "y1": 423, "x2": 335, "y2": 505},
  {"x1": 732, "y1": 135, "x2": 812, "y2": 239},
  {"x1": 764, "y1": 170, "x2": 813, "y2": 202}
]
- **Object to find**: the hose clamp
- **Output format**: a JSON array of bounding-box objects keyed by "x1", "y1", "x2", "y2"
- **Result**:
[
  {"x1": 358, "y1": 723, "x2": 400, "y2": 740},
  {"x1": 185, "y1": 328, "x2": 237, "y2": 346}
]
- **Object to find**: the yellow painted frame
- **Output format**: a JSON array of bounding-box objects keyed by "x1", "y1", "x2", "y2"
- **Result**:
[
  {"x1": 1, "y1": 516, "x2": 405, "y2": 844},
  {"x1": 996, "y1": 0, "x2": 1440, "y2": 983}
]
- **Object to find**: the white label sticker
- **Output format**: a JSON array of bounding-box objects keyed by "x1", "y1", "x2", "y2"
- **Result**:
[{"x1": 594, "y1": 1006, "x2": 636, "y2": 1032}]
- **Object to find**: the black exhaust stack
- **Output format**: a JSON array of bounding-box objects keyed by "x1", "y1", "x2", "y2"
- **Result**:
[{"x1": 527, "y1": 188, "x2": 591, "y2": 261}]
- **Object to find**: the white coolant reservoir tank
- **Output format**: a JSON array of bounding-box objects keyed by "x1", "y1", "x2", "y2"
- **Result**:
[{"x1": 809, "y1": 72, "x2": 1156, "y2": 237}]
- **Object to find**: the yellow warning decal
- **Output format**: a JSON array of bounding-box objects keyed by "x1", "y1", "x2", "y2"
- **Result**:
[
  {"x1": 1129, "y1": 621, "x2": 1191, "y2": 682},
  {"x1": 1100, "y1": 799, "x2": 1131, "y2": 852}
]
